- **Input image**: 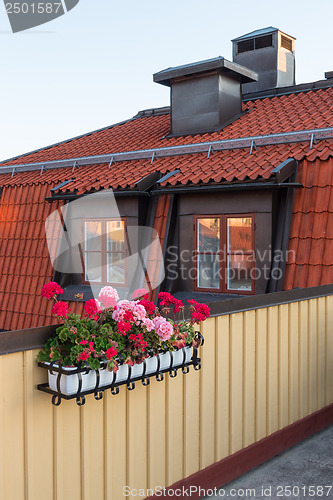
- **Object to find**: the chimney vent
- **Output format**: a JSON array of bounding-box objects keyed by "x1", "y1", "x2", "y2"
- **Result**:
[
  {"x1": 232, "y1": 27, "x2": 296, "y2": 94},
  {"x1": 153, "y1": 57, "x2": 257, "y2": 136}
]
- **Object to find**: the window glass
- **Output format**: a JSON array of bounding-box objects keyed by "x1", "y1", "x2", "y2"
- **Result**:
[
  {"x1": 84, "y1": 252, "x2": 102, "y2": 282},
  {"x1": 107, "y1": 253, "x2": 125, "y2": 284},
  {"x1": 85, "y1": 221, "x2": 101, "y2": 251},
  {"x1": 197, "y1": 254, "x2": 220, "y2": 289},
  {"x1": 227, "y1": 217, "x2": 252, "y2": 291},
  {"x1": 227, "y1": 217, "x2": 252, "y2": 253},
  {"x1": 197, "y1": 218, "x2": 220, "y2": 253},
  {"x1": 107, "y1": 220, "x2": 125, "y2": 252},
  {"x1": 84, "y1": 219, "x2": 126, "y2": 284},
  {"x1": 227, "y1": 255, "x2": 252, "y2": 291},
  {"x1": 195, "y1": 215, "x2": 254, "y2": 293}
]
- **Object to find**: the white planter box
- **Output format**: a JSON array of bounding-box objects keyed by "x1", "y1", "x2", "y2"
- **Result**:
[
  {"x1": 46, "y1": 345, "x2": 193, "y2": 396},
  {"x1": 47, "y1": 364, "x2": 97, "y2": 395}
]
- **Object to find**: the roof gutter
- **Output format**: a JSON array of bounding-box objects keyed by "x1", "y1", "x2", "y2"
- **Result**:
[
  {"x1": 150, "y1": 181, "x2": 302, "y2": 196},
  {"x1": 45, "y1": 190, "x2": 151, "y2": 202}
]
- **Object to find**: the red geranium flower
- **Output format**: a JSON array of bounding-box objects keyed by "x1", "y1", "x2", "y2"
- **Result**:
[
  {"x1": 188, "y1": 300, "x2": 211, "y2": 324},
  {"x1": 41, "y1": 282, "x2": 63, "y2": 299},
  {"x1": 117, "y1": 321, "x2": 131, "y2": 335},
  {"x1": 138, "y1": 299, "x2": 156, "y2": 315},
  {"x1": 157, "y1": 292, "x2": 184, "y2": 313},
  {"x1": 106, "y1": 346, "x2": 118, "y2": 359},
  {"x1": 84, "y1": 299, "x2": 101, "y2": 320},
  {"x1": 79, "y1": 352, "x2": 89, "y2": 362},
  {"x1": 51, "y1": 301, "x2": 70, "y2": 318}
]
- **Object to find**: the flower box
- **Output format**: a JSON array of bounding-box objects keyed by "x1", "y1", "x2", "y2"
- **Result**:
[
  {"x1": 37, "y1": 283, "x2": 209, "y2": 406},
  {"x1": 38, "y1": 344, "x2": 201, "y2": 405}
]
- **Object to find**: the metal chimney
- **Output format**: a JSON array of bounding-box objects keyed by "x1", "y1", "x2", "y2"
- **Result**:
[
  {"x1": 153, "y1": 57, "x2": 257, "y2": 136},
  {"x1": 232, "y1": 27, "x2": 296, "y2": 94}
]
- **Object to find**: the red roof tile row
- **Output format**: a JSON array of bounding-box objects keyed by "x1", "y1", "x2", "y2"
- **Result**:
[
  {"x1": 284, "y1": 157, "x2": 333, "y2": 289},
  {"x1": 0, "y1": 183, "x2": 83, "y2": 330},
  {"x1": 0, "y1": 140, "x2": 333, "y2": 194},
  {"x1": 1, "y1": 87, "x2": 333, "y2": 168}
]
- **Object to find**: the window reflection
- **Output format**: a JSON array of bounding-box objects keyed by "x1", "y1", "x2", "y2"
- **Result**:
[{"x1": 196, "y1": 216, "x2": 253, "y2": 293}]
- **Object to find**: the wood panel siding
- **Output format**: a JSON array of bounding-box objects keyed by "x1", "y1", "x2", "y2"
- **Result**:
[{"x1": 0, "y1": 295, "x2": 333, "y2": 500}]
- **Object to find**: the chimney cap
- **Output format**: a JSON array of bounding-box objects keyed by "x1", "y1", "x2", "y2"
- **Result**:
[
  {"x1": 232, "y1": 26, "x2": 295, "y2": 42},
  {"x1": 153, "y1": 56, "x2": 258, "y2": 87},
  {"x1": 325, "y1": 71, "x2": 333, "y2": 80}
]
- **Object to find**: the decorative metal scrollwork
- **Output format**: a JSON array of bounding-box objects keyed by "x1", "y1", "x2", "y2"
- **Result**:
[{"x1": 37, "y1": 333, "x2": 203, "y2": 406}]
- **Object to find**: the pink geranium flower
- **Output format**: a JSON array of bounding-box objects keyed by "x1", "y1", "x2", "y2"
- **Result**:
[
  {"x1": 153, "y1": 316, "x2": 173, "y2": 341},
  {"x1": 99, "y1": 294, "x2": 117, "y2": 309},
  {"x1": 98, "y1": 286, "x2": 119, "y2": 300},
  {"x1": 132, "y1": 288, "x2": 149, "y2": 300}
]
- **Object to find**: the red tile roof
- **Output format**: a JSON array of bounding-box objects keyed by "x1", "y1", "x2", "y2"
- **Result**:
[
  {"x1": 0, "y1": 140, "x2": 332, "y2": 194},
  {"x1": 0, "y1": 89, "x2": 332, "y2": 194},
  {"x1": 0, "y1": 86, "x2": 333, "y2": 329},
  {"x1": 284, "y1": 157, "x2": 333, "y2": 289},
  {"x1": 2, "y1": 87, "x2": 333, "y2": 169},
  {"x1": 0, "y1": 183, "x2": 84, "y2": 330}
]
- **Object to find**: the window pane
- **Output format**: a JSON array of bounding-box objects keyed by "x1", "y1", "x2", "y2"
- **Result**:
[
  {"x1": 85, "y1": 221, "x2": 102, "y2": 251},
  {"x1": 227, "y1": 217, "x2": 252, "y2": 253},
  {"x1": 85, "y1": 253, "x2": 102, "y2": 282},
  {"x1": 107, "y1": 253, "x2": 125, "y2": 284},
  {"x1": 197, "y1": 218, "x2": 220, "y2": 253},
  {"x1": 197, "y1": 254, "x2": 220, "y2": 289},
  {"x1": 227, "y1": 255, "x2": 252, "y2": 291},
  {"x1": 107, "y1": 220, "x2": 125, "y2": 252}
]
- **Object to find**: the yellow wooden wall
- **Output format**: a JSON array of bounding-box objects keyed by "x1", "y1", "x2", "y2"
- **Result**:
[{"x1": 1, "y1": 296, "x2": 333, "y2": 500}]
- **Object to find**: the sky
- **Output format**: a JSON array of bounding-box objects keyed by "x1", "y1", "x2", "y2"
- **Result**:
[{"x1": 1, "y1": 0, "x2": 333, "y2": 162}]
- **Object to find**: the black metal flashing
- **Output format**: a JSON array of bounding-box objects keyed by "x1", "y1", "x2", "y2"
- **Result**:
[
  {"x1": 243, "y1": 77, "x2": 333, "y2": 100},
  {"x1": 45, "y1": 190, "x2": 150, "y2": 203},
  {"x1": 199, "y1": 283, "x2": 333, "y2": 317},
  {"x1": 272, "y1": 158, "x2": 297, "y2": 183},
  {"x1": 50, "y1": 179, "x2": 75, "y2": 192},
  {"x1": 133, "y1": 107, "x2": 170, "y2": 118},
  {"x1": 0, "y1": 324, "x2": 58, "y2": 356},
  {"x1": 232, "y1": 26, "x2": 280, "y2": 42},
  {"x1": 268, "y1": 164, "x2": 299, "y2": 293},
  {"x1": 151, "y1": 181, "x2": 303, "y2": 196},
  {"x1": 156, "y1": 170, "x2": 181, "y2": 184},
  {"x1": 153, "y1": 56, "x2": 258, "y2": 86},
  {"x1": 135, "y1": 171, "x2": 162, "y2": 191}
]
